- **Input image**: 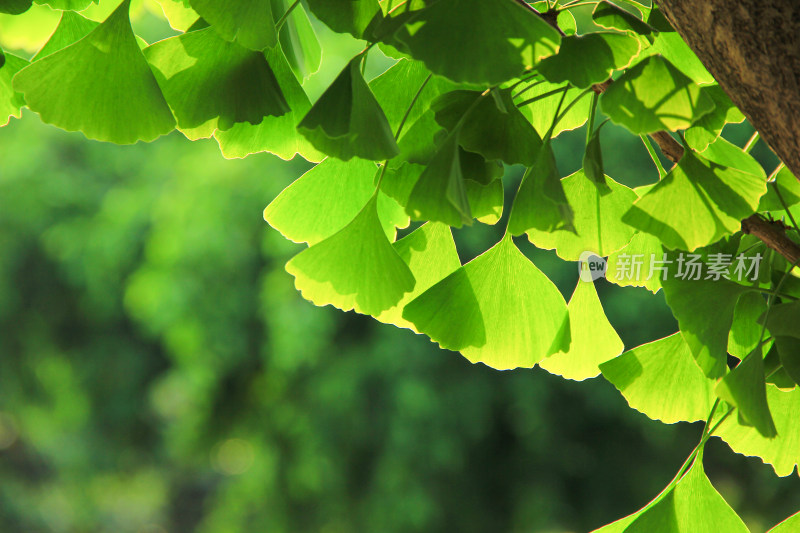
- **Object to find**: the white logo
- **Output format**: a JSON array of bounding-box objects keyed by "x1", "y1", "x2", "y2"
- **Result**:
[{"x1": 578, "y1": 251, "x2": 607, "y2": 282}]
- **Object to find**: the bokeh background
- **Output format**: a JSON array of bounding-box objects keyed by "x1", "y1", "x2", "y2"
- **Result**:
[{"x1": 1, "y1": 2, "x2": 798, "y2": 532}]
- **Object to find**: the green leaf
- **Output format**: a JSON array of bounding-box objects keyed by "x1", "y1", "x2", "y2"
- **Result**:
[
  {"x1": 767, "y1": 511, "x2": 800, "y2": 533},
  {"x1": 685, "y1": 85, "x2": 745, "y2": 151},
  {"x1": 717, "y1": 348, "x2": 777, "y2": 438},
  {"x1": 714, "y1": 384, "x2": 800, "y2": 476},
  {"x1": 12, "y1": 0, "x2": 175, "y2": 144},
  {"x1": 774, "y1": 337, "x2": 800, "y2": 387},
  {"x1": 526, "y1": 170, "x2": 638, "y2": 261},
  {"x1": 662, "y1": 277, "x2": 752, "y2": 379},
  {"x1": 466, "y1": 178, "x2": 503, "y2": 225},
  {"x1": 144, "y1": 27, "x2": 288, "y2": 140},
  {"x1": 622, "y1": 453, "x2": 749, "y2": 533},
  {"x1": 699, "y1": 136, "x2": 766, "y2": 179},
  {"x1": 584, "y1": 119, "x2": 611, "y2": 191},
  {"x1": 601, "y1": 333, "x2": 717, "y2": 424},
  {"x1": 516, "y1": 81, "x2": 592, "y2": 138},
  {"x1": 305, "y1": 0, "x2": 379, "y2": 38},
  {"x1": 592, "y1": 1, "x2": 653, "y2": 35},
  {"x1": 432, "y1": 88, "x2": 543, "y2": 166},
  {"x1": 0, "y1": 0, "x2": 31, "y2": 14},
  {"x1": 298, "y1": 58, "x2": 399, "y2": 162},
  {"x1": 605, "y1": 231, "x2": 666, "y2": 293},
  {"x1": 214, "y1": 45, "x2": 323, "y2": 161},
  {"x1": 759, "y1": 166, "x2": 800, "y2": 212},
  {"x1": 403, "y1": 234, "x2": 569, "y2": 370},
  {"x1": 647, "y1": 31, "x2": 715, "y2": 85},
  {"x1": 406, "y1": 131, "x2": 472, "y2": 227},
  {"x1": 391, "y1": 0, "x2": 560, "y2": 85},
  {"x1": 536, "y1": 33, "x2": 641, "y2": 90},
  {"x1": 375, "y1": 222, "x2": 461, "y2": 330},
  {"x1": 508, "y1": 141, "x2": 574, "y2": 235},
  {"x1": 623, "y1": 150, "x2": 767, "y2": 251},
  {"x1": 539, "y1": 280, "x2": 623, "y2": 381},
  {"x1": 285, "y1": 195, "x2": 415, "y2": 316},
  {"x1": 728, "y1": 292, "x2": 768, "y2": 359},
  {"x1": 34, "y1": 0, "x2": 96, "y2": 9},
  {"x1": 189, "y1": 0, "x2": 276, "y2": 50},
  {"x1": 600, "y1": 55, "x2": 714, "y2": 134},
  {"x1": 264, "y1": 157, "x2": 406, "y2": 245},
  {"x1": 0, "y1": 51, "x2": 27, "y2": 126},
  {"x1": 273, "y1": 0, "x2": 321, "y2": 80},
  {"x1": 32, "y1": 11, "x2": 98, "y2": 61}
]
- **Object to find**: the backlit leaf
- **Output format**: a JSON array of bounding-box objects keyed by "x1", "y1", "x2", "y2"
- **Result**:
[
  {"x1": 537, "y1": 33, "x2": 641, "y2": 89},
  {"x1": 516, "y1": 81, "x2": 591, "y2": 138},
  {"x1": 190, "y1": 0, "x2": 276, "y2": 50},
  {"x1": 403, "y1": 234, "x2": 569, "y2": 370},
  {"x1": 592, "y1": 1, "x2": 653, "y2": 35},
  {"x1": 273, "y1": 0, "x2": 321, "y2": 80},
  {"x1": 685, "y1": 85, "x2": 745, "y2": 151},
  {"x1": 600, "y1": 55, "x2": 714, "y2": 134},
  {"x1": 12, "y1": 0, "x2": 175, "y2": 144},
  {"x1": 286, "y1": 195, "x2": 415, "y2": 316},
  {"x1": 32, "y1": 11, "x2": 97, "y2": 61},
  {"x1": 0, "y1": 51, "x2": 27, "y2": 126},
  {"x1": 305, "y1": 0, "x2": 379, "y2": 38},
  {"x1": 539, "y1": 280, "x2": 623, "y2": 381},
  {"x1": 717, "y1": 348, "x2": 777, "y2": 438},
  {"x1": 767, "y1": 511, "x2": 800, "y2": 533}
]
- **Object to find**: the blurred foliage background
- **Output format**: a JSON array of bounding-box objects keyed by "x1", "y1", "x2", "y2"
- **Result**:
[{"x1": 1, "y1": 2, "x2": 799, "y2": 532}]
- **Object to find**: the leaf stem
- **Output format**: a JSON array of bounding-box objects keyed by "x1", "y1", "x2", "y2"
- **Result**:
[
  {"x1": 743, "y1": 131, "x2": 760, "y2": 153},
  {"x1": 515, "y1": 86, "x2": 568, "y2": 108},
  {"x1": 757, "y1": 255, "x2": 800, "y2": 347},
  {"x1": 275, "y1": 0, "x2": 302, "y2": 31},
  {"x1": 773, "y1": 181, "x2": 800, "y2": 234},
  {"x1": 640, "y1": 134, "x2": 667, "y2": 179},
  {"x1": 586, "y1": 91, "x2": 598, "y2": 145},
  {"x1": 550, "y1": 87, "x2": 593, "y2": 137}
]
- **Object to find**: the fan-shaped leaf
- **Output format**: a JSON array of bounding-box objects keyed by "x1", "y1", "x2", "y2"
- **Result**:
[
  {"x1": 298, "y1": 58, "x2": 399, "y2": 162},
  {"x1": 391, "y1": 0, "x2": 560, "y2": 85},
  {"x1": 403, "y1": 234, "x2": 569, "y2": 371},
  {"x1": 623, "y1": 150, "x2": 767, "y2": 251},
  {"x1": 190, "y1": 0, "x2": 276, "y2": 50},
  {"x1": 600, "y1": 333, "x2": 717, "y2": 424},
  {"x1": 685, "y1": 85, "x2": 745, "y2": 151},
  {"x1": 600, "y1": 55, "x2": 714, "y2": 134},
  {"x1": 605, "y1": 231, "x2": 666, "y2": 293},
  {"x1": 716, "y1": 348, "x2": 777, "y2": 438},
  {"x1": 537, "y1": 33, "x2": 641, "y2": 89},
  {"x1": 32, "y1": 11, "x2": 97, "y2": 61},
  {"x1": 375, "y1": 222, "x2": 461, "y2": 330},
  {"x1": 662, "y1": 277, "x2": 752, "y2": 378},
  {"x1": 286, "y1": 195, "x2": 415, "y2": 316},
  {"x1": 526, "y1": 170, "x2": 638, "y2": 260},
  {"x1": 728, "y1": 292, "x2": 768, "y2": 359},
  {"x1": 305, "y1": 0, "x2": 379, "y2": 38},
  {"x1": 13, "y1": 0, "x2": 175, "y2": 144},
  {"x1": 273, "y1": 0, "x2": 321, "y2": 80},
  {"x1": 592, "y1": 1, "x2": 653, "y2": 35},
  {"x1": 516, "y1": 81, "x2": 591, "y2": 138},
  {"x1": 144, "y1": 27, "x2": 288, "y2": 140},
  {"x1": 215, "y1": 45, "x2": 323, "y2": 161},
  {"x1": 539, "y1": 280, "x2": 623, "y2": 381},
  {"x1": 0, "y1": 51, "x2": 26, "y2": 126}
]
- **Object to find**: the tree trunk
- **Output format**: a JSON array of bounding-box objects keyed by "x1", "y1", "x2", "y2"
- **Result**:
[{"x1": 655, "y1": 0, "x2": 800, "y2": 179}]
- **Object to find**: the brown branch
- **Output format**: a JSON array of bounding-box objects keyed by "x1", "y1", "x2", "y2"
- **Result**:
[{"x1": 526, "y1": 1, "x2": 800, "y2": 263}]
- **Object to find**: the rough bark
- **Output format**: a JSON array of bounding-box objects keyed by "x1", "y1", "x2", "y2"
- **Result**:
[{"x1": 655, "y1": 0, "x2": 800, "y2": 179}]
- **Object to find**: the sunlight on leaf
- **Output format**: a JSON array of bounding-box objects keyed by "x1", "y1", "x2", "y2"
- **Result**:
[
  {"x1": 0, "y1": 51, "x2": 26, "y2": 126},
  {"x1": 716, "y1": 348, "x2": 777, "y2": 438},
  {"x1": 190, "y1": 0, "x2": 276, "y2": 50},
  {"x1": 305, "y1": 0, "x2": 379, "y2": 38},
  {"x1": 32, "y1": 11, "x2": 97, "y2": 61}
]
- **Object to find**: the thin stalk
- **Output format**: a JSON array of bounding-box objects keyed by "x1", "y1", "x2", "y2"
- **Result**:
[
  {"x1": 743, "y1": 131, "x2": 760, "y2": 153},
  {"x1": 275, "y1": 0, "x2": 301, "y2": 31},
  {"x1": 550, "y1": 87, "x2": 593, "y2": 137},
  {"x1": 774, "y1": 182, "x2": 800, "y2": 234},
  {"x1": 516, "y1": 86, "x2": 568, "y2": 108},
  {"x1": 641, "y1": 134, "x2": 667, "y2": 179},
  {"x1": 585, "y1": 91, "x2": 599, "y2": 144}
]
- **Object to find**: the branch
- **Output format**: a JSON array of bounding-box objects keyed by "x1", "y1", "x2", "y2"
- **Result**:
[{"x1": 525, "y1": 1, "x2": 800, "y2": 264}]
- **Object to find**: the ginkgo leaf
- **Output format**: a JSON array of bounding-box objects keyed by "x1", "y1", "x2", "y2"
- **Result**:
[
  {"x1": 285, "y1": 195, "x2": 415, "y2": 316},
  {"x1": 466, "y1": 178, "x2": 503, "y2": 225},
  {"x1": 516, "y1": 81, "x2": 591, "y2": 138},
  {"x1": 646, "y1": 31, "x2": 715, "y2": 85},
  {"x1": 600, "y1": 333, "x2": 717, "y2": 424},
  {"x1": 767, "y1": 511, "x2": 800, "y2": 533},
  {"x1": 508, "y1": 141, "x2": 574, "y2": 235},
  {"x1": 190, "y1": 0, "x2": 276, "y2": 50},
  {"x1": 0, "y1": 0, "x2": 31, "y2": 14},
  {"x1": 144, "y1": 27, "x2": 288, "y2": 140},
  {"x1": 153, "y1": 0, "x2": 198, "y2": 32},
  {"x1": 432, "y1": 88, "x2": 542, "y2": 166},
  {"x1": 215, "y1": 45, "x2": 323, "y2": 161},
  {"x1": 728, "y1": 292, "x2": 768, "y2": 359},
  {"x1": 662, "y1": 277, "x2": 752, "y2": 379},
  {"x1": 526, "y1": 170, "x2": 638, "y2": 261},
  {"x1": 264, "y1": 157, "x2": 406, "y2": 245},
  {"x1": 539, "y1": 280, "x2": 623, "y2": 381},
  {"x1": 403, "y1": 234, "x2": 570, "y2": 371},
  {"x1": 591, "y1": 1, "x2": 653, "y2": 35},
  {"x1": 298, "y1": 58, "x2": 399, "y2": 162},
  {"x1": 34, "y1": 0, "x2": 96, "y2": 9},
  {"x1": 605, "y1": 231, "x2": 665, "y2": 293},
  {"x1": 273, "y1": 0, "x2": 321, "y2": 80},
  {"x1": 32, "y1": 11, "x2": 97, "y2": 61},
  {"x1": 699, "y1": 136, "x2": 766, "y2": 179},
  {"x1": 759, "y1": 166, "x2": 800, "y2": 212},
  {"x1": 685, "y1": 85, "x2": 745, "y2": 151},
  {"x1": 305, "y1": 0, "x2": 379, "y2": 38},
  {"x1": 406, "y1": 131, "x2": 472, "y2": 227},
  {"x1": 391, "y1": 0, "x2": 560, "y2": 85},
  {"x1": 623, "y1": 150, "x2": 767, "y2": 251},
  {"x1": 600, "y1": 55, "x2": 714, "y2": 134},
  {"x1": 713, "y1": 385, "x2": 800, "y2": 476},
  {"x1": 716, "y1": 348, "x2": 777, "y2": 438},
  {"x1": 584, "y1": 119, "x2": 610, "y2": 191},
  {"x1": 0, "y1": 51, "x2": 27, "y2": 126},
  {"x1": 774, "y1": 337, "x2": 800, "y2": 387},
  {"x1": 536, "y1": 33, "x2": 641, "y2": 89},
  {"x1": 375, "y1": 222, "x2": 461, "y2": 330},
  {"x1": 13, "y1": 0, "x2": 176, "y2": 144},
  {"x1": 622, "y1": 453, "x2": 749, "y2": 533}
]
